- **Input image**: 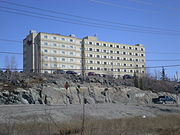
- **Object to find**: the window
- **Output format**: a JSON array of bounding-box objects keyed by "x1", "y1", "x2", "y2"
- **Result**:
[
  {"x1": 130, "y1": 64, "x2": 132, "y2": 67},
  {"x1": 97, "y1": 49, "x2": 99, "y2": 52},
  {"x1": 97, "y1": 55, "x2": 100, "y2": 58},
  {"x1": 130, "y1": 58, "x2": 132, "y2": 61},
  {"x1": 70, "y1": 59, "x2": 74, "y2": 62},
  {"x1": 89, "y1": 42, "x2": 92, "y2": 45},
  {"x1": 53, "y1": 57, "x2": 57, "y2": 61},
  {"x1": 103, "y1": 43, "x2": 106, "y2": 46},
  {"x1": 129, "y1": 47, "x2": 132, "y2": 49},
  {"x1": 104, "y1": 62, "x2": 107, "y2": 65},
  {"x1": 104, "y1": 68, "x2": 107, "y2": 71},
  {"x1": 110, "y1": 50, "x2": 113, "y2": 53},
  {"x1": 62, "y1": 65, "x2": 65, "y2": 68},
  {"x1": 61, "y1": 51, "x2": 65, "y2": 54},
  {"x1": 44, "y1": 64, "x2": 48, "y2": 66},
  {"x1": 111, "y1": 69, "x2": 113, "y2": 71},
  {"x1": 61, "y1": 38, "x2": 65, "y2": 41},
  {"x1": 53, "y1": 37, "x2": 57, "y2": 40},
  {"x1": 117, "y1": 51, "x2": 119, "y2": 54},
  {"x1": 110, "y1": 44, "x2": 113, "y2": 47},
  {"x1": 135, "y1": 48, "x2": 137, "y2": 50},
  {"x1": 135, "y1": 53, "x2": 138, "y2": 56},
  {"x1": 89, "y1": 48, "x2": 92, "y2": 51},
  {"x1": 90, "y1": 54, "x2": 93, "y2": 57},
  {"x1": 97, "y1": 61, "x2": 100, "y2": 64},
  {"x1": 141, "y1": 54, "x2": 144, "y2": 56},
  {"x1": 141, "y1": 48, "x2": 144, "y2": 51},
  {"x1": 70, "y1": 39, "x2": 73, "y2": 42},
  {"x1": 117, "y1": 45, "x2": 119, "y2": 48},
  {"x1": 44, "y1": 35, "x2": 48, "y2": 39},
  {"x1": 104, "y1": 56, "x2": 106, "y2": 58},
  {"x1": 70, "y1": 52, "x2": 74, "y2": 55},
  {"x1": 44, "y1": 56, "x2": 48, "y2": 59},
  {"x1": 123, "y1": 46, "x2": 125, "y2": 49},
  {"x1": 111, "y1": 56, "x2": 113, "y2": 59},
  {"x1": 96, "y1": 43, "x2": 99, "y2": 45},
  {"x1": 104, "y1": 50, "x2": 106, "y2": 53},
  {"x1": 90, "y1": 67, "x2": 93, "y2": 70},
  {"x1": 44, "y1": 49, "x2": 48, "y2": 52},
  {"x1": 129, "y1": 52, "x2": 132, "y2": 55},
  {"x1": 142, "y1": 65, "x2": 145, "y2": 68},
  {"x1": 130, "y1": 70, "x2": 133, "y2": 73},
  {"x1": 97, "y1": 67, "x2": 100, "y2": 70},
  {"x1": 70, "y1": 65, "x2": 74, "y2": 68},
  {"x1": 124, "y1": 64, "x2": 126, "y2": 66},
  {"x1": 53, "y1": 43, "x2": 57, "y2": 46},
  {"x1": 117, "y1": 63, "x2": 120, "y2": 66},
  {"x1": 142, "y1": 59, "x2": 144, "y2": 62},
  {"x1": 136, "y1": 59, "x2": 138, "y2": 62},
  {"x1": 118, "y1": 69, "x2": 120, "y2": 72},
  {"x1": 142, "y1": 71, "x2": 145, "y2": 73},
  {"x1": 53, "y1": 64, "x2": 57, "y2": 67},
  {"x1": 70, "y1": 46, "x2": 73, "y2": 49},
  {"x1": 61, "y1": 44, "x2": 65, "y2": 48},
  {"x1": 53, "y1": 50, "x2": 57, "y2": 53},
  {"x1": 44, "y1": 42, "x2": 48, "y2": 45},
  {"x1": 61, "y1": 58, "x2": 65, "y2": 61},
  {"x1": 123, "y1": 58, "x2": 126, "y2": 60},
  {"x1": 117, "y1": 57, "x2": 120, "y2": 60},
  {"x1": 90, "y1": 61, "x2": 93, "y2": 64},
  {"x1": 136, "y1": 65, "x2": 138, "y2": 67},
  {"x1": 123, "y1": 52, "x2": 126, "y2": 55},
  {"x1": 124, "y1": 69, "x2": 126, "y2": 72}
]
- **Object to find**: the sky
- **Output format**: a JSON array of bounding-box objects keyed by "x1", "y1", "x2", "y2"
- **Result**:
[{"x1": 0, "y1": 0, "x2": 180, "y2": 79}]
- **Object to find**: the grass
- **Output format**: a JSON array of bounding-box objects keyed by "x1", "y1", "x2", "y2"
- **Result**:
[{"x1": 0, "y1": 114, "x2": 180, "y2": 135}]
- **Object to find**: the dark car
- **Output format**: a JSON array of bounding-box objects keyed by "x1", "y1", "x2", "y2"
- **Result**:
[
  {"x1": 54, "y1": 69, "x2": 65, "y2": 74},
  {"x1": 123, "y1": 74, "x2": 133, "y2": 79},
  {"x1": 66, "y1": 70, "x2": 77, "y2": 75},
  {"x1": 152, "y1": 96, "x2": 177, "y2": 104},
  {"x1": 88, "y1": 72, "x2": 96, "y2": 76}
]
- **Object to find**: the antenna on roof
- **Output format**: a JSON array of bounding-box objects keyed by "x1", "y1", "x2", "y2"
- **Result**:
[{"x1": 94, "y1": 34, "x2": 97, "y2": 37}]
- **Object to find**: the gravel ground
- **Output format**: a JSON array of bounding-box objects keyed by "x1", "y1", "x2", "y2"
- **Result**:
[{"x1": 0, "y1": 103, "x2": 179, "y2": 123}]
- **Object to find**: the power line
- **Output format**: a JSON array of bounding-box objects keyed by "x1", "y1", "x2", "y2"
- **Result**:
[
  {"x1": 0, "y1": 51, "x2": 23, "y2": 55},
  {"x1": 90, "y1": 0, "x2": 157, "y2": 13},
  {"x1": 0, "y1": 64, "x2": 180, "y2": 70},
  {"x1": 1, "y1": 1, "x2": 180, "y2": 35},
  {"x1": 1, "y1": 8, "x2": 180, "y2": 37},
  {"x1": 127, "y1": 0, "x2": 179, "y2": 11},
  {"x1": 1, "y1": 38, "x2": 180, "y2": 55},
  {"x1": 147, "y1": 60, "x2": 180, "y2": 61},
  {"x1": 0, "y1": 38, "x2": 22, "y2": 43},
  {"x1": 0, "y1": 6, "x2": 178, "y2": 35},
  {"x1": 1, "y1": 50, "x2": 180, "y2": 62}
]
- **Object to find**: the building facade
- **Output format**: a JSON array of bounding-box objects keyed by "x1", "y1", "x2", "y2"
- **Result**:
[{"x1": 23, "y1": 31, "x2": 146, "y2": 77}]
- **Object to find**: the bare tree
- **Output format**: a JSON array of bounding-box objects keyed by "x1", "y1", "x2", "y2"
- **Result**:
[
  {"x1": 4, "y1": 56, "x2": 10, "y2": 69},
  {"x1": 4, "y1": 56, "x2": 17, "y2": 71}
]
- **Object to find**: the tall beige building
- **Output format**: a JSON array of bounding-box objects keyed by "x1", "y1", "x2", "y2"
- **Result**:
[{"x1": 23, "y1": 31, "x2": 146, "y2": 77}]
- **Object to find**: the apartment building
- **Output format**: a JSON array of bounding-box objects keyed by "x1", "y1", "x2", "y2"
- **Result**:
[
  {"x1": 23, "y1": 31, "x2": 146, "y2": 77},
  {"x1": 23, "y1": 30, "x2": 82, "y2": 73}
]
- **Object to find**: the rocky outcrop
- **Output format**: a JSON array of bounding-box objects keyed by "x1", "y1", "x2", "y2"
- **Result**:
[
  {"x1": 1, "y1": 84, "x2": 179, "y2": 105},
  {"x1": 0, "y1": 71, "x2": 179, "y2": 105}
]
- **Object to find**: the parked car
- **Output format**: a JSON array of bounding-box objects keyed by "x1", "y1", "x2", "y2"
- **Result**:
[
  {"x1": 123, "y1": 74, "x2": 134, "y2": 79},
  {"x1": 88, "y1": 72, "x2": 96, "y2": 76},
  {"x1": 152, "y1": 96, "x2": 177, "y2": 104},
  {"x1": 54, "y1": 69, "x2": 65, "y2": 74},
  {"x1": 66, "y1": 70, "x2": 77, "y2": 75}
]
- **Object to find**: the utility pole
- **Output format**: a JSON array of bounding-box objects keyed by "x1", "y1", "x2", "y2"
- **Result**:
[
  {"x1": 64, "y1": 82, "x2": 69, "y2": 107},
  {"x1": 81, "y1": 39, "x2": 86, "y2": 76},
  {"x1": 81, "y1": 89, "x2": 85, "y2": 135}
]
